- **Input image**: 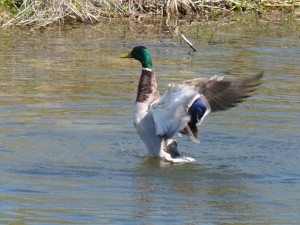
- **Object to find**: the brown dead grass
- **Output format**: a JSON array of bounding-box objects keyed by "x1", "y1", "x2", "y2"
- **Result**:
[{"x1": 1, "y1": 0, "x2": 298, "y2": 28}]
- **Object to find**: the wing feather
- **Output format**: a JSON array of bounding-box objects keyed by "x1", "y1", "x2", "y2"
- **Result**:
[
  {"x1": 150, "y1": 83, "x2": 196, "y2": 138},
  {"x1": 202, "y1": 72, "x2": 263, "y2": 112},
  {"x1": 149, "y1": 72, "x2": 263, "y2": 141}
]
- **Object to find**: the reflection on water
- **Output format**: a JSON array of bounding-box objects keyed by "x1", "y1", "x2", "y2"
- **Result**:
[{"x1": 0, "y1": 19, "x2": 300, "y2": 224}]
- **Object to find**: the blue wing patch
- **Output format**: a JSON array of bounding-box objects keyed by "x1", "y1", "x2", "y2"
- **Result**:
[
  {"x1": 188, "y1": 98, "x2": 207, "y2": 124},
  {"x1": 180, "y1": 96, "x2": 210, "y2": 142}
]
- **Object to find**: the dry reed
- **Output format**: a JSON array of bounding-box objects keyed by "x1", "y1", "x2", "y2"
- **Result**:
[{"x1": 2, "y1": 0, "x2": 298, "y2": 28}]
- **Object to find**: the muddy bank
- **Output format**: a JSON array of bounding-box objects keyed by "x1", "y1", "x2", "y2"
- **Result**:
[{"x1": 1, "y1": 0, "x2": 299, "y2": 28}]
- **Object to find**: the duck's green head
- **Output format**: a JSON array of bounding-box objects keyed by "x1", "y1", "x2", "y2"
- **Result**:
[{"x1": 120, "y1": 46, "x2": 153, "y2": 70}]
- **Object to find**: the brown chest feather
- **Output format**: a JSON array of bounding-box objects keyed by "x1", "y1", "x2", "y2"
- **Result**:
[{"x1": 136, "y1": 69, "x2": 159, "y2": 103}]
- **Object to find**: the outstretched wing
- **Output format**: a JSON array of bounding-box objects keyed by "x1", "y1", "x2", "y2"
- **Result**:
[
  {"x1": 150, "y1": 72, "x2": 263, "y2": 142},
  {"x1": 149, "y1": 81, "x2": 205, "y2": 139},
  {"x1": 201, "y1": 72, "x2": 263, "y2": 112}
]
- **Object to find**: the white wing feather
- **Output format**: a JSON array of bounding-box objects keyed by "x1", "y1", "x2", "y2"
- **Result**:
[{"x1": 149, "y1": 83, "x2": 198, "y2": 138}]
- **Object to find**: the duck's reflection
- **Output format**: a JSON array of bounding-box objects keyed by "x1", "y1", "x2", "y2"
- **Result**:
[{"x1": 132, "y1": 157, "x2": 261, "y2": 223}]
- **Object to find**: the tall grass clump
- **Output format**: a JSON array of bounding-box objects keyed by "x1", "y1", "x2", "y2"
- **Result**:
[
  {"x1": 2, "y1": 0, "x2": 199, "y2": 27},
  {"x1": 3, "y1": 0, "x2": 117, "y2": 27},
  {"x1": 2, "y1": 0, "x2": 299, "y2": 28}
]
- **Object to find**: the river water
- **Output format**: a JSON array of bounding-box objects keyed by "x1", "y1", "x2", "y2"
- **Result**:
[{"x1": 0, "y1": 18, "x2": 299, "y2": 224}]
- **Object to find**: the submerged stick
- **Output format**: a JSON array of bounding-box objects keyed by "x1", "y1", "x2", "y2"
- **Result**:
[{"x1": 181, "y1": 34, "x2": 197, "y2": 52}]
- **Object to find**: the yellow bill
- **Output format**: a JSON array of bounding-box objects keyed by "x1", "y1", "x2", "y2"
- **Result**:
[{"x1": 120, "y1": 52, "x2": 132, "y2": 58}]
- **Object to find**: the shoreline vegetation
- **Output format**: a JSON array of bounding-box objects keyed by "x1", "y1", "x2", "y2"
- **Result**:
[{"x1": 0, "y1": 0, "x2": 299, "y2": 28}]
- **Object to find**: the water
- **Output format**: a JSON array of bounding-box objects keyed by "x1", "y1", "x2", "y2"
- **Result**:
[{"x1": 0, "y1": 19, "x2": 299, "y2": 224}]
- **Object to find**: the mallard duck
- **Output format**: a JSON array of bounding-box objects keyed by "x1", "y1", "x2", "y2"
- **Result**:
[{"x1": 121, "y1": 46, "x2": 263, "y2": 161}]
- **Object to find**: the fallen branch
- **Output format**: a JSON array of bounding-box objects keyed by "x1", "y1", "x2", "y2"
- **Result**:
[{"x1": 181, "y1": 34, "x2": 197, "y2": 52}]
